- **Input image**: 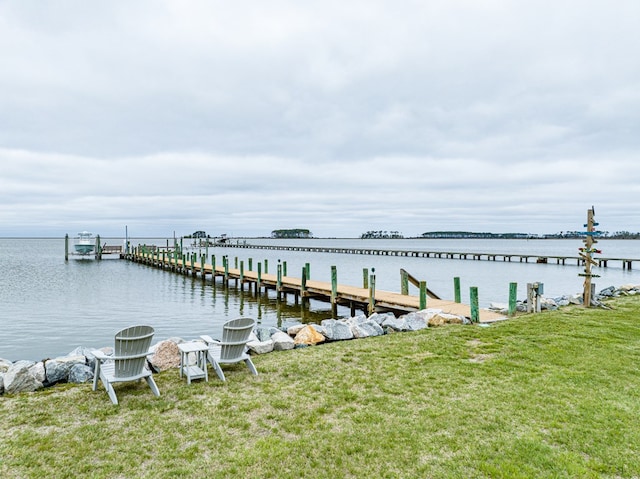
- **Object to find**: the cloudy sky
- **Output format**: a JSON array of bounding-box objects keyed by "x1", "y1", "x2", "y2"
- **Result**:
[{"x1": 1, "y1": 0, "x2": 639, "y2": 238}]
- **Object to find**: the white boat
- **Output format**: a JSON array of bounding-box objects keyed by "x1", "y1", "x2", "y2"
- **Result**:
[{"x1": 74, "y1": 231, "x2": 96, "y2": 255}]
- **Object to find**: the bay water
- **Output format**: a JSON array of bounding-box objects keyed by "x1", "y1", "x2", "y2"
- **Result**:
[{"x1": 1, "y1": 237, "x2": 638, "y2": 362}]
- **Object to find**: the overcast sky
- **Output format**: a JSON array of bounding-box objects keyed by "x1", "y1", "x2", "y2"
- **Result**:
[{"x1": 1, "y1": 1, "x2": 639, "y2": 238}]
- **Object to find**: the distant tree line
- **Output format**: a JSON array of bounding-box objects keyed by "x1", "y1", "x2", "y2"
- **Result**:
[
  {"x1": 361, "y1": 230, "x2": 404, "y2": 239},
  {"x1": 419, "y1": 231, "x2": 640, "y2": 239},
  {"x1": 420, "y1": 231, "x2": 532, "y2": 239},
  {"x1": 271, "y1": 229, "x2": 313, "y2": 238}
]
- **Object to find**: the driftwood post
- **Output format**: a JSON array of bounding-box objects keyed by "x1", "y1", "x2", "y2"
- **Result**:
[
  {"x1": 368, "y1": 269, "x2": 376, "y2": 315},
  {"x1": 64, "y1": 234, "x2": 69, "y2": 261},
  {"x1": 580, "y1": 207, "x2": 600, "y2": 308},
  {"x1": 331, "y1": 265, "x2": 338, "y2": 316}
]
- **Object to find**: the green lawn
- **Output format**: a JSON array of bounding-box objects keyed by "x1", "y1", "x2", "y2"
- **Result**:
[{"x1": 2, "y1": 297, "x2": 640, "y2": 478}]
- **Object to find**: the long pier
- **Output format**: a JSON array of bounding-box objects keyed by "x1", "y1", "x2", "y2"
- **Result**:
[
  {"x1": 215, "y1": 242, "x2": 636, "y2": 270},
  {"x1": 125, "y1": 249, "x2": 506, "y2": 323}
]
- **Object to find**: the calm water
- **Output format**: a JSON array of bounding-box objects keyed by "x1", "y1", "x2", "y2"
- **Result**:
[{"x1": 1, "y1": 237, "x2": 639, "y2": 362}]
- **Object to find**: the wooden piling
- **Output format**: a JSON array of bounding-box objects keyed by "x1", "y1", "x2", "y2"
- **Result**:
[
  {"x1": 401, "y1": 270, "x2": 409, "y2": 295},
  {"x1": 508, "y1": 282, "x2": 517, "y2": 316},
  {"x1": 454, "y1": 277, "x2": 461, "y2": 303},
  {"x1": 64, "y1": 234, "x2": 69, "y2": 261},
  {"x1": 470, "y1": 287, "x2": 479, "y2": 323},
  {"x1": 331, "y1": 265, "x2": 338, "y2": 315},
  {"x1": 368, "y1": 269, "x2": 376, "y2": 315},
  {"x1": 419, "y1": 281, "x2": 427, "y2": 309},
  {"x1": 363, "y1": 268, "x2": 369, "y2": 289}
]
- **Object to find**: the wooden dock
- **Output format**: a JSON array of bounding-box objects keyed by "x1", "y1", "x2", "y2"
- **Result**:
[
  {"x1": 214, "y1": 242, "x2": 637, "y2": 270},
  {"x1": 125, "y1": 250, "x2": 506, "y2": 323}
]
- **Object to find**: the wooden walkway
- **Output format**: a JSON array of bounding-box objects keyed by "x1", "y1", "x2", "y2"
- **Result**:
[
  {"x1": 126, "y1": 251, "x2": 506, "y2": 323},
  {"x1": 215, "y1": 242, "x2": 637, "y2": 270}
]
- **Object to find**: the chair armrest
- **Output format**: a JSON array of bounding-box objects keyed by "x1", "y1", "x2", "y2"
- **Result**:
[
  {"x1": 200, "y1": 335, "x2": 221, "y2": 345},
  {"x1": 92, "y1": 350, "x2": 111, "y2": 361}
]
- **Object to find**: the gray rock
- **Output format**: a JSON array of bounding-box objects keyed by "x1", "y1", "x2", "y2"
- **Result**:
[
  {"x1": 247, "y1": 339, "x2": 275, "y2": 355},
  {"x1": 351, "y1": 320, "x2": 385, "y2": 338},
  {"x1": 368, "y1": 312, "x2": 395, "y2": 325},
  {"x1": 68, "y1": 364, "x2": 94, "y2": 383},
  {"x1": 4, "y1": 360, "x2": 42, "y2": 394},
  {"x1": 30, "y1": 362, "x2": 46, "y2": 383},
  {"x1": 344, "y1": 314, "x2": 368, "y2": 325},
  {"x1": 381, "y1": 316, "x2": 408, "y2": 332},
  {"x1": 320, "y1": 319, "x2": 354, "y2": 341},
  {"x1": 45, "y1": 355, "x2": 86, "y2": 385},
  {"x1": 69, "y1": 346, "x2": 95, "y2": 370},
  {"x1": 0, "y1": 372, "x2": 4, "y2": 394},
  {"x1": 402, "y1": 312, "x2": 428, "y2": 331},
  {"x1": 255, "y1": 326, "x2": 279, "y2": 342},
  {"x1": 271, "y1": 331, "x2": 295, "y2": 351},
  {"x1": 0, "y1": 358, "x2": 12, "y2": 373},
  {"x1": 599, "y1": 286, "x2": 616, "y2": 297}
]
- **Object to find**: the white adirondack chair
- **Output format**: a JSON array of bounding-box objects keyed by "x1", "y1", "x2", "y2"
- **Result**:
[
  {"x1": 201, "y1": 318, "x2": 258, "y2": 381},
  {"x1": 92, "y1": 325, "x2": 160, "y2": 405}
]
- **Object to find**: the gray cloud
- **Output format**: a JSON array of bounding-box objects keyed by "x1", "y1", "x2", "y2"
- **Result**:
[{"x1": 1, "y1": 1, "x2": 639, "y2": 237}]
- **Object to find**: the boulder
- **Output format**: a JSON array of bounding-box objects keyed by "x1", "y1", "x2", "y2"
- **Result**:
[
  {"x1": 4, "y1": 360, "x2": 43, "y2": 394},
  {"x1": 0, "y1": 358, "x2": 12, "y2": 373},
  {"x1": 30, "y1": 362, "x2": 46, "y2": 383},
  {"x1": 69, "y1": 346, "x2": 97, "y2": 370},
  {"x1": 68, "y1": 364, "x2": 94, "y2": 383},
  {"x1": 351, "y1": 320, "x2": 384, "y2": 339},
  {"x1": 247, "y1": 339, "x2": 274, "y2": 355},
  {"x1": 293, "y1": 325, "x2": 325, "y2": 346},
  {"x1": 320, "y1": 319, "x2": 354, "y2": 341},
  {"x1": 148, "y1": 340, "x2": 180, "y2": 371},
  {"x1": 287, "y1": 324, "x2": 306, "y2": 336},
  {"x1": 368, "y1": 312, "x2": 395, "y2": 325},
  {"x1": 381, "y1": 315, "x2": 407, "y2": 332},
  {"x1": 45, "y1": 355, "x2": 86, "y2": 385},
  {"x1": 271, "y1": 331, "x2": 295, "y2": 351},
  {"x1": 0, "y1": 372, "x2": 4, "y2": 394},
  {"x1": 255, "y1": 326, "x2": 280, "y2": 342},
  {"x1": 402, "y1": 312, "x2": 428, "y2": 331}
]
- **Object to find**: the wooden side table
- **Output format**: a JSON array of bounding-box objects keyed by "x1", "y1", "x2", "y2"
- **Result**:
[{"x1": 178, "y1": 341, "x2": 209, "y2": 384}]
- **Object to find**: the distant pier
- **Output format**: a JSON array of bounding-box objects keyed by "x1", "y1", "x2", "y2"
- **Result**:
[{"x1": 214, "y1": 243, "x2": 636, "y2": 270}]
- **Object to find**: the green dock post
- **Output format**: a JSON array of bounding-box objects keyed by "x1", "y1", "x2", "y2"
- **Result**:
[
  {"x1": 248, "y1": 258, "x2": 253, "y2": 271},
  {"x1": 257, "y1": 262, "x2": 262, "y2": 292},
  {"x1": 201, "y1": 255, "x2": 206, "y2": 281},
  {"x1": 419, "y1": 281, "x2": 427, "y2": 309},
  {"x1": 234, "y1": 257, "x2": 238, "y2": 269},
  {"x1": 264, "y1": 259, "x2": 268, "y2": 274},
  {"x1": 470, "y1": 286, "x2": 479, "y2": 323},
  {"x1": 283, "y1": 261, "x2": 287, "y2": 277},
  {"x1": 96, "y1": 235, "x2": 102, "y2": 260},
  {"x1": 454, "y1": 277, "x2": 461, "y2": 303},
  {"x1": 240, "y1": 261, "x2": 245, "y2": 290},
  {"x1": 64, "y1": 234, "x2": 69, "y2": 261},
  {"x1": 305, "y1": 262, "x2": 310, "y2": 279},
  {"x1": 368, "y1": 268, "x2": 376, "y2": 315},
  {"x1": 363, "y1": 268, "x2": 369, "y2": 289},
  {"x1": 508, "y1": 282, "x2": 518, "y2": 316},
  {"x1": 224, "y1": 255, "x2": 229, "y2": 283},
  {"x1": 401, "y1": 270, "x2": 409, "y2": 295},
  {"x1": 211, "y1": 255, "x2": 216, "y2": 277}
]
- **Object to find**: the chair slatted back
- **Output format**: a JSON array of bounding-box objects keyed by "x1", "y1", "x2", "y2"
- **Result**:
[
  {"x1": 113, "y1": 325, "x2": 155, "y2": 379},
  {"x1": 220, "y1": 318, "x2": 255, "y2": 361}
]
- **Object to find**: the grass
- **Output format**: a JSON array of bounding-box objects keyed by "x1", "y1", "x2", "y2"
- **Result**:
[{"x1": 2, "y1": 297, "x2": 640, "y2": 478}]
